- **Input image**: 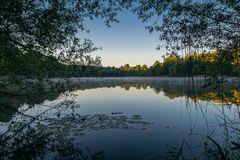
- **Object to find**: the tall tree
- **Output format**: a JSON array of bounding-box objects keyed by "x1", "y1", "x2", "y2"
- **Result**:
[
  {"x1": 133, "y1": 0, "x2": 240, "y2": 53},
  {"x1": 0, "y1": 0, "x2": 132, "y2": 65}
]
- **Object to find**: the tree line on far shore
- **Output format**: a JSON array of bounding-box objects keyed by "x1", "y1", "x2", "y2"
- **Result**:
[
  {"x1": 1, "y1": 0, "x2": 239, "y2": 80},
  {"x1": 1, "y1": 44, "x2": 239, "y2": 79}
]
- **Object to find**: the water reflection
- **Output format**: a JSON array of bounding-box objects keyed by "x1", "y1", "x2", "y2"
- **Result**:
[
  {"x1": 0, "y1": 78, "x2": 240, "y2": 159},
  {"x1": 0, "y1": 97, "x2": 153, "y2": 160}
]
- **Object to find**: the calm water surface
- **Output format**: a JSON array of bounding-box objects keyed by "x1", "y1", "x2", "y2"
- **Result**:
[{"x1": 0, "y1": 78, "x2": 239, "y2": 159}]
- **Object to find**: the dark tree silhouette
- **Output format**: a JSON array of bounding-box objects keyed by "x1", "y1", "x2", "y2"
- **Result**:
[{"x1": 0, "y1": 0, "x2": 132, "y2": 65}]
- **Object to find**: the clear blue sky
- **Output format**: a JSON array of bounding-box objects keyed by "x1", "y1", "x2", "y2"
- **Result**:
[{"x1": 80, "y1": 10, "x2": 165, "y2": 67}]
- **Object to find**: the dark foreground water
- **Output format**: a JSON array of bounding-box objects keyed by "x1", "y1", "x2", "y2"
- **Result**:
[{"x1": 0, "y1": 78, "x2": 240, "y2": 160}]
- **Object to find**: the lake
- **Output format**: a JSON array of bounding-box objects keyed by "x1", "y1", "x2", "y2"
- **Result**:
[{"x1": 0, "y1": 77, "x2": 240, "y2": 160}]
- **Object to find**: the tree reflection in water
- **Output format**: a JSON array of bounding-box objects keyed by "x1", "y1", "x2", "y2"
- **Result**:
[
  {"x1": 0, "y1": 96, "x2": 153, "y2": 160},
  {"x1": 147, "y1": 79, "x2": 240, "y2": 160},
  {"x1": 0, "y1": 78, "x2": 240, "y2": 159}
]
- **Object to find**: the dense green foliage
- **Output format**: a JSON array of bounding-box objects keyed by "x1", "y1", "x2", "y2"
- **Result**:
[
  {"x1": 1, "y1": 0, "x2": 239, "y2": 79},
  {"x1": 1, "y1": 46, "x2": 239, "y2": 78},
  {"x1": 120, "y1": 49, "x2": 240, "y2": 77},
  {"x1": 133, "y1": 0, "x2": 240, "y2": 79}
]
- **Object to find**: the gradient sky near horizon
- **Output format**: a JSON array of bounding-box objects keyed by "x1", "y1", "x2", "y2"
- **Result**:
[{"x1": 81, "y1": 10, "x2": 165, "y2": 67}]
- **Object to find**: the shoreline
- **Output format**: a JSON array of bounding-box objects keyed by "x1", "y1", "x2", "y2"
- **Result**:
[
  {"x1": 2, "y1": 76, "x2": 240, "y2": 84},
  {"x1": 25, "y1": 76, "x2": 239, "y2": 84},
  {"x1": 0, "y1": 76, "x2": 239, "y2": 96}
]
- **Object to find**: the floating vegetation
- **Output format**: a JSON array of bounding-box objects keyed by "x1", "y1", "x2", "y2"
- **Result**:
[
  {"x1": 46, "y1": 113, "x2": 154, "y2": 138},
  {"x1": 111, "y1": 112, "x2": 123, "y2": 115},
  {"x1": 0, "y1": 98, "x2": 154, "y2": 160}
]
